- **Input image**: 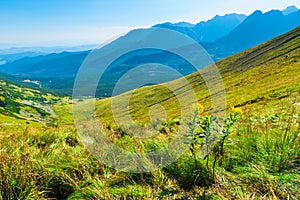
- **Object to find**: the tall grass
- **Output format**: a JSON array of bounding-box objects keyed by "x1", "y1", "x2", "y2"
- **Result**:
[{"x1": 0, "y1": 107, "x2": 299, "y2": 199}]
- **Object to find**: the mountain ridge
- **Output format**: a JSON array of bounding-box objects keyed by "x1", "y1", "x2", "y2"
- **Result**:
[
  {"x1": 95, "y1": 26, "x2": 300, "y2": 123},
  {"x1": 0, "y1": 6, "x2": 299, "y2": 97},
  {"x1": 154, "y1": 13, "x2": 247, "y2": 42},
  {"x1": 215, "y1": 9, "x2": 300, "y2": 54}
]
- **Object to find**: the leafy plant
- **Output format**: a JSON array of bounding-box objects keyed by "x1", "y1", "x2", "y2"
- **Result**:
[{"x1": 187, "y1": 108, "x2": 239, "y2": 179}]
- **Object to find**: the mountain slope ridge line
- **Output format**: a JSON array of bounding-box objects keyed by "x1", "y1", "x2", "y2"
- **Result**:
[{"x1": 95, "y1": 26, "x2": 300, "y2": 124}]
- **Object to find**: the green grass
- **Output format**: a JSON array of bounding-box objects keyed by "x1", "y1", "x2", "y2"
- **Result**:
[
  {"x1": 95, "y1": 26, "x2": 300, "y2": 125},
  {"x1": 0, "y1": 27, "x2": 300, "y2": 199},
  {"x1": 0, "y1": 79, "x2": 59, "y2": 125},
  {"x1": 1, "y1": 111, "x2": 299, "y2": 199}
]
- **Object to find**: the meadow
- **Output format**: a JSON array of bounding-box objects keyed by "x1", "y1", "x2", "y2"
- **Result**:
[{"x1": 0, "y1": 27, "x2": 299, "y2": 199}]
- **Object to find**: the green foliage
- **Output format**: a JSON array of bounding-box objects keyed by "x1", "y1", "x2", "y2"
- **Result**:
[
  {"x1": 1, "y1": 102, "x2": 300, "y2": 199},
  {"x1": 187, "y1": 110, "x2": 239, "y2": 179},
  {"x1": 0, "y1": 127, "x2": 107, "y2": 199},
  {"x1": 163, "y1": 154, "x2": 213, "y2": 189},
  {"x1": 0, "y1": 79, "x2": 60, "y2": 126},
  {"x1": 1, "y1": 26, "x2": 300, "y2": 200}
]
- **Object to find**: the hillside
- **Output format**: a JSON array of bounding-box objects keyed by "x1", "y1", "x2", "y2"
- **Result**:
[
  {"x1": 215, "y1": 8, "x2": 300, "y2": 54},
  {"x1": 0, "y1": 28, "x2": 299, "y2": 200},
  {"x1": 0, "y1": 77, "x2": 61, "y2": 125},
  {"x1": 0, "y1": 51, "x2": 89, "y2": 95},
  {"x1": 0, "y1": 13, "x2": 246, "y2": 97},
  {"x1": 95, "y1": 26, "x2": 300, "y2": 124}
]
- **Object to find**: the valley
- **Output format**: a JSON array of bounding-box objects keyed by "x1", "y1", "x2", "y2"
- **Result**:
[
  {"x1": 1, "y1": 7, "x2": 299, "y2": 97},
  {"x1": 0, "y1": 24, "x2": 299, "y2": 199},
  {"x1": 0, "y1": 4, "x2": 299, "y2": 199}
]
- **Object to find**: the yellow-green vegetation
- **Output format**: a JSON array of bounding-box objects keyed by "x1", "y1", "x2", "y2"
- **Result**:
[
  {"x1": 96, "y1": 26, "x2": 300, "y2": 124},
  {"x1": 0, "y1": 104, "x2": 299, "y2": 199},
  {"x1": 0, "y1": 80, "x2": 59, "y2": 125},
  {"x1": 0, "y1": 27, "x2": 300, "y2": 199}
]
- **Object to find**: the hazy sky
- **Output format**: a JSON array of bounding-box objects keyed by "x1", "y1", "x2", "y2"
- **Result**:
[{"x1": 1, "y1": 0, "x2": 299, "y2": 47}]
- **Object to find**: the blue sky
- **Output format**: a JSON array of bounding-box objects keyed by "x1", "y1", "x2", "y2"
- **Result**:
[{"x1": 1, "y1": 0, "x2": 299, "y2": 47}]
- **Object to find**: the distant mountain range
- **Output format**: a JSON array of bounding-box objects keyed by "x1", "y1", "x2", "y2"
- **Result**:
[
  {"x1": 282, "y1": 5, "x2": 298, "y2": 15},
  {"x1": 0, "y1": 44, "x2": 98, "y2": 63},
  {"x1": 154, "y1": 13, "x2": 246, "y2": 42},
  {"x1": 0, "y1": 6, "x2": 299, "y2": 97},
  {"x1": 215, "y1": 7, "x2": 300, "y2": 54}
]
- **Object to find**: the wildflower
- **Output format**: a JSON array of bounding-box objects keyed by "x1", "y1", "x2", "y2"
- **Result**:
[
  {"x1": 192, "y1": 103, "x2": 204, "y2": 114},
  {"x1": 231, "y1": 106, "x2": 243, "y2": 114}
]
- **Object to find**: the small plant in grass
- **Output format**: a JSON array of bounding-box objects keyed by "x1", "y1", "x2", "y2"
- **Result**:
[{"x1": 187, "y1": 105, "x2": 240, "y2": 179}]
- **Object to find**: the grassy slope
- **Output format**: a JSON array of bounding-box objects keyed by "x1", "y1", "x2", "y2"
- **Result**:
[
  {"x1": 0, "y1": 79, "x2": 62, "y2": 126},
  {"x1": 96, "y1": 26, "x2": 300, "y2": 124},
  {"x1": 0, "y1": 27, "x2": 299, "y2": 199}
]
